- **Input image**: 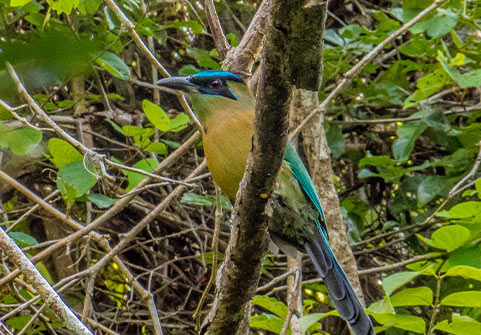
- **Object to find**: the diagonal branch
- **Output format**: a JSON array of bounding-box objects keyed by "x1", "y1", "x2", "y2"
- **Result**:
[
  {"x1": 0, "y1": 226, "x2": 93, "y2": 335},
  {"x1": 205, "y1": 0, "x2": 231, "y2": 59},
  {"x1": 224, "y1": 0, "x2": 270, "y2": 76}
]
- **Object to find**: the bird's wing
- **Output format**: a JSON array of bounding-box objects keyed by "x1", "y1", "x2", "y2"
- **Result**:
[
  {"x1": 282, "y1": 141, "x2": 375, "y2": 335},
  {"x1": 283, "y1": 141, "x2": 328, "y2": 237}
]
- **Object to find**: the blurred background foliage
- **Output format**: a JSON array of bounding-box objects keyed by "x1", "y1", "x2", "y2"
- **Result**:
[{"x1": 2, "y1": 0, "x2": 481, "y2": 334}]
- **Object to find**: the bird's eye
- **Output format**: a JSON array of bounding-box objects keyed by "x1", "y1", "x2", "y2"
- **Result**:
[{"x1": 210, "y1": 79, "x2": 222, "y2": 89}]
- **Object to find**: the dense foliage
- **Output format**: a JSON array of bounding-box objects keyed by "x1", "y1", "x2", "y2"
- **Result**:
[{"x1": 2, "y1": 0, "x2": 481, "y2": 334}]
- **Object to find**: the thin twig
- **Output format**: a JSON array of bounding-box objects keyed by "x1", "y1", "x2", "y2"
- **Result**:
[
  {"x1": 280, "y1": 270, "x2": 300, "y2": 335},
  {"x1": 0, "y1": 100, "x2": 51, "y2": 132},
  {"x1": 193, "y1": 183, "x2": 223, "y2": 330}
]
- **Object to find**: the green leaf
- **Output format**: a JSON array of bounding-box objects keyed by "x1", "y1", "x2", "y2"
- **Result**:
[
  {"x1": 178, "y1": 65, "x2": 199, "y2": 76},
  {"x1": 35, "y1": 261, "x2": 54, "y2": 284},
  {"x1": 423, "y1": 110, "x2": 450, "y2": 132},
  {"x1": 122, "y1": 125, "x2": 152, "y2": 137},
  {"x1": 417, "y1": 225, "x2": 470, "y2": 250},
  {"x1": 6, "y1": 314, "x2": 32, "y2": 330},
  {"x1": 449, "y1": 201, "x2": 481, "y2": 219},
  {"x1": 325, "y1": 123, "x2": 345, "y2": 158},
  {"x1": 48, "y1": 138, "x2": 83, "y2": 169},
  {"x1": 87, "y1": 193, "x2": 117, "y2": 208},
  {"x1": 181, "y1": 192, "x2": 214, "y2": 206},
  {"x1": 96, "y1": 52, "x2": 130, "y2": 80},
  {"x1": 358, "y1": 154, "x2": 408, "y2": 183},
  {"x1": 0, "y1": 125, "x2": 42, "y2": 156},
  {"x1": 180, "y1": 192, "x2": 232, "y2": 210},
  {"x1": 10, "y1": 0, "x2": 32, "y2": 7},
  {"x1": 122, "y1": 158, "x2": 159, "y2": 192},
  {"x1": 226, "y1": 33, "x2": 240, "y2": 47},
  {"x1": 434, "y1": 319, "x2": 481, "y2": 335},
  {"x1": 404, "y1": 69, "x2": 451, "y2": 107},
  {"x1": 299, "y1": 313, "x2": 324, "y2": 333},
  {"x1": 392, "y1": 121, "x2": 427, "y2": 161},
  {"x1": 439, "y1": 55, "x2": 481, "y2": 89},
  {"x1": 144, "y1": 142, "x2": 167, "y2": 155},
  {"x1": 382, "y1": 271, "x2": 423, "y2": 296},
  {"x1": 250, "y1": 314, "x2": 285, "y2": 334},
  {"x1": 0, "y1": 105, "x2": 13, "y2": 121},
  {"x1": 46, "y1": 0, "x2": 80, "y2": 15},
  {"x1": 372, "y1": 313, "x2": 426, "y2": 334},
  {"x1": 476, "y1": 179, "x2": 481, "y2": 199},
  {"x1": 252, "y1": 296, "x2": 287, "y2": 318},
  {"x1": 446, "y1": 245, "x2": 481, "y2": 269},
  {"x1": 368, "y1": 296, "x2": 394, "y2": 314},
  {"x1": 2, "y1": 294, "x2": 18, "y2": 304},
  {"x1": 8, "y1": 231, "x2": 38, "y2": 247},
  {"x1": 425, "y1": 9, "x2": 459, "y2": 38},
  {"x1": 169, "y1": 113, "x2": 190, "y2": 132},
  {"x1": 77, "y1": 0, "x2": 102, "y2": 14},
  {"x1": 417, "y1": 176, "x2": 449, "y2": 206},
  {"x1": 106, "y1": 120, "x2": 124, "y2": 134},
  {"x1": 359, "y1": 155, "x2": 395, "y2": 168},
  {"x1": 11, "y1": 127, "x2": 42, "y2": 156},
  {"x1": 401, "y1": 38, "x2": 430, "y2": 57},
  {"x1": 441, "y1": 291, "x2": 481, "y2": 307},
  {"x1": 390, "y1": 287, "x2": 433, "y2": 306},
  {"x1": 161, "y1": 139, "x2": 181, "y2": 149},
  {"x1": 444, "y1": 265, "x2": 481, "y2": 281},
  {"x1": 143, "y1": 100, "x2": 170, "y2": 132},
  {"x1": 186, "y1": 47, "x2": 220, "y2": 69},
  {"x1": 195, "y1": 251, "x2": 224, "y2": 265},
  {"x1": 57, "y1": 161, "x2": 98, "y2": 203},
  {"x1": 167, "y1": 20, "x2": 205, "y2": 34}
]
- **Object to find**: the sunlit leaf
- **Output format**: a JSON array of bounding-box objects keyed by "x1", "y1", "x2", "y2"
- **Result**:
[{"x1": 441, "y1": 291, "x2": 481, "y2": 307}]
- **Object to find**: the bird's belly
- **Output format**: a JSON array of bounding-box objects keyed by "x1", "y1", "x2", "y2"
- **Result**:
[{"x1": 202, "y1": 112, "x2": 254, "y2": 199}]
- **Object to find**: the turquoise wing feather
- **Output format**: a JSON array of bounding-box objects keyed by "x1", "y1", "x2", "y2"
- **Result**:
[
  {"x1": 281, "y1": 141, "x2": 375, "y2": 335},
  {"x1": 283, "y1": 141, "x2": 327, "y2": 236}
]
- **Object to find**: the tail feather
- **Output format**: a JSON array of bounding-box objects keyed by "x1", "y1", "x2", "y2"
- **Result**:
[{"x1": 305, "y1": 234, "x2": 375, "y2": 335}]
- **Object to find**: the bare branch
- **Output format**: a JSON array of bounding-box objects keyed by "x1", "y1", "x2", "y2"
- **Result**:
[
  {"x1": 205, "y1": 0, "x2": 231, "y2": 59},
  {"x1": 0, "y1": 226, "x2": 93, "y2": 335},
  {"x1": 224, "y1": 0, "x2": 270, "y2": 76}
]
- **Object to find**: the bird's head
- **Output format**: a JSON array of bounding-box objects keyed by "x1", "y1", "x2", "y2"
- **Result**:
[{"x1": 156, "y1": 70, "x2": 254, "y2": 123}]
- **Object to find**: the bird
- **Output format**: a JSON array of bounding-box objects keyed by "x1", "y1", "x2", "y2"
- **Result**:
[{"x1": 157, "y1": 70, "x2": 375, "y2": 335}]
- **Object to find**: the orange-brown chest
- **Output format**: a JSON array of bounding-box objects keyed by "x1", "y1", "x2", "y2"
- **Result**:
[{"x1": 202, "y1": 111, "x2": 254, "y2": 199}]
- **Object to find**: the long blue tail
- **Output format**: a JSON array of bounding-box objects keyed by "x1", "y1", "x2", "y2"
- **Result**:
[{"x1": 305, "y1": 233, "x2": 375, "y2": 335}]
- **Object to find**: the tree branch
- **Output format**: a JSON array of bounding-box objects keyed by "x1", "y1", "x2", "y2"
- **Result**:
[
  {"x1": 202, "y1": 0, "x2": 326, "y2": 333},
  {"x1": 0, "y1": 226, "x2": 93, "y2": 335},
  {"x1": 205, "y1": 0, "x2": 231, "y2": 59},
  {"x1": 224, "y1": 0, "x2": 270, "y2": 76}
]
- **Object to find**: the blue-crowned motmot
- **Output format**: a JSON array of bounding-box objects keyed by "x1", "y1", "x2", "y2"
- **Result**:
[{"x1": 157, "y1": 70, "x2": 375, "y2": 335}]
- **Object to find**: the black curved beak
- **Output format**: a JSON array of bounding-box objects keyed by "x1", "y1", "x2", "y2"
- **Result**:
[{"x1": 156, "y1": 76, "x2": 197, "y2": 92}]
